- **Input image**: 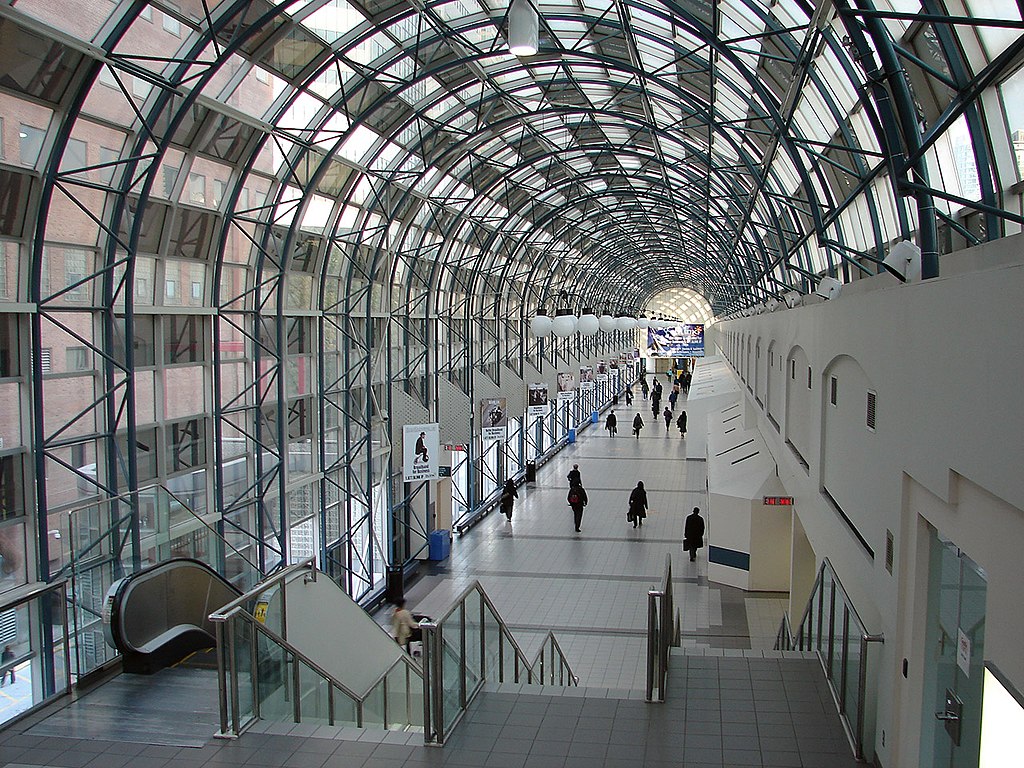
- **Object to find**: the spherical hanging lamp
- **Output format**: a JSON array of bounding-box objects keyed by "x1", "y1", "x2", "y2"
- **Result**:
[
  {"x1": 577, "y1": 307, "x2": 600, "y2": 336},
  {"x1": 637, "y1": 315, "x2": 650, "y2": 330},
  {"x1": 616, "y1": 314, "x2": 636, "y2": 331},
  {"x1": 551, "y1": 307, "x2": 578, "y2": 337},
  {"x1": 530, "y1": 309, "x2": 552, "y2": 337},
  {"x1": 598, "y1": 310, "x2": 616, "y2": 332}
]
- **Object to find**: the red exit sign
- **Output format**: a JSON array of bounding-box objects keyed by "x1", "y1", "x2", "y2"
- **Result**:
[
  {"x1": 763, "y1": 496, "x2": 794, "y2": 506},
  {"x1": 444, "y1": 444, "x2": 467, "y2": 452}
]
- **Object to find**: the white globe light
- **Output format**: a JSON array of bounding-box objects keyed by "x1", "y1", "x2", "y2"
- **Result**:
[
  {"x1": 530, "y1": 314, "x2": 553, "y2": 337},
  {"x1": 551, "y1": 311, "x2": 577, "y2": 337},
  {"x1": 598, "y1": 313, "x2": 616, "y2": 332},
  {"x1": 616, "y1": 316, "x2": 636, "y2": 331},
  {"x1": 577, "y1": 312, "x2": 600, "y2": 336},
  {"x1": 637, "y1": 316, "x2": 650, "y2": 330}
]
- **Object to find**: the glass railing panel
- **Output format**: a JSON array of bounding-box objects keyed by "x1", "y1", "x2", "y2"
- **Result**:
[
  {"x1": 829, "y1": 598, "x2": 845, "y2": 686},
  {"x1": 439, "y1": 630, "x2": 463, "y2": 733},
  {"x1": 464, "y1": 591, "x2": 483, "y2": 684},
  {"x1": 362, "y1": 671, "x2": 386, "y2": 729},
  {"x1": 332, "y1": 683, "x2": 359, "y2": 727},
  {"x1": 253, "y1": 628, "x2": 290, "y2": 721},
  {"x1": 482, "y1": 604, "x2": 502, "y2": 682},
  {"x1": 384, "y1": 661, "x2": 423, "y2": 729},
  {"x1": 844, "y1": 626, "x2": 862, "y2": 722},
  {"x1": 295, "y1": 658, "x2": 330, "y2": 724}
]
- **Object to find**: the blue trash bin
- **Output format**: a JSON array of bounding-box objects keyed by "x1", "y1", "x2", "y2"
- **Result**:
[
  {"x1": 568, "y1": 428, "x2": 576, "y2": 443},
  {"x1": 591, "y1": 410, "x2": 599, "y2": 423},
  {"x1": 429, "y1": 530, "x2": 451, "y2": 560}
]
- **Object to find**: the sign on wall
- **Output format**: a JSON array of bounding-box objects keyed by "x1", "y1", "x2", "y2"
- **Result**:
[
  {"x1": 527, "y1": 383, "x2": 549, "y2": 417},
  {"x1": 647, "y1": 324, "x2": 705, "y2": 357},
  {"x1": 479, "y1": 397, "x2": 508, "y2": 442},
  {"x1": 403, "y1": 423, "x2": 440, "y2": 482},
  {"x1": 556, "y1": 371, "x2": 576, "y2": 401}
]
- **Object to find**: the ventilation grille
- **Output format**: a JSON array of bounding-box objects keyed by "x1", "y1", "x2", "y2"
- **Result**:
[
  {"x1": 885, "y1": 529, "x2": 894, "y2": 574},
  {"x1": 866, "y1": 390, "x2": 877, "y2": 430}
]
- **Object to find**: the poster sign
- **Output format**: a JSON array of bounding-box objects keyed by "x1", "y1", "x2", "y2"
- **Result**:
[
  {"x1": 527, "y1": 383, "x2": 549, "y2": 417},
  {"x1": 619, "y1": 352, "x2": 631, "y2": 365},
  {"x1": 647, "y1": 324, "x2": 705, "y2": 357},
  {"x1": 480, "y1": 397, "x2": 508, "y2": 442},
  {"x1": 403, "y1": 423, "x2": 440, "y2": 482},
  {"x1": 957, "y1": 627, "x2": 971, "y2": 676},
  {"x1": 596, "y1": 361, "x2": 609, "y2": 382},
  {"x1": 579, "y1": 366, "x2": 595, "y2": 391},
  {"x1": 556, "y1": 371, "x2": 576, "y2": 401}
]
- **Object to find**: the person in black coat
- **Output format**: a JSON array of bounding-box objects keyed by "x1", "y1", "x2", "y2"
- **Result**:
[
  {"x1": 632, "y1": 413, "x2": 645, "y2": 439},
  {"x1": 567, "y1": 464, "x2": 581, "y2": 486},
  {"x1": 663, "y1": 406, "x2": 672, "y2": 430},
  {"x1": 684, "y1": 507, "x2": 705, "y2": 561},
  {"x1": 676, "y1": 410, "x2": 687, "y2": 438},
  {"x1": 605, "y1": 412, "x2": 617, "y2": 437},
  {"x1": 500, "y1": 479, "x2": 518, "y2": 521},
  {"x1": 628, "y1": 481, "x2": 648, "y2": 528},
  {"x1": 567, "y1": 483, "x2": 588, "y2": 533}
]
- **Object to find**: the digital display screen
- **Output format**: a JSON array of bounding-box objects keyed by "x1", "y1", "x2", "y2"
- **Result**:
[
  {"x1": 763, "y1": 496, "x2": 794, "y2": 506},
  {"x1": 647, "y1": 324, "x2": 704, "y2": 357}
]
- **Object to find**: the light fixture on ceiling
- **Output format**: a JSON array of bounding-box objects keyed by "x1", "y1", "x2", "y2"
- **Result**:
[
  {"x1": 815, "y1": 276, "x2": 843, "y2": 300},
  {"x1": 598, "y1": 308, "x2": 617, "y2": 332},
  {"x1": 637, "y1": 315, "x2": 650, "y2": 330},
  {"x1": 530, "y1": 308, "x2": 552, "y2": 337},
  {"x1": 784, "y1": 291, "x2": 801, "y2": 309},
  {"x1": 577, "y1": 307, "x2": 600, "y2": 336},
  {"x1": 882, "y1": 240, "x2": 922, "y2": 282},
  {"x1": 508, "y1": 0, "x2": 539, "y2": 57},
  {"x1": 551, "y1": 307, "x2": 577, "y2": 337},
  {"x1": 766, "y1": 299, "x2": 780, "y2": 312},
  {"x1": 615, "y1": 314, "x2": 636, "y2": 331}
]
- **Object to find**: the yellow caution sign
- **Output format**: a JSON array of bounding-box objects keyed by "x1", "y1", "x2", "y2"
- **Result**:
[{"x1": 253, "y1": 601, "x2": 269, "y2": 624}]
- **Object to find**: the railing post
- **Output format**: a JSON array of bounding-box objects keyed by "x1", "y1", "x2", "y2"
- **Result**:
[
  {"x1": 420, "y1": 621, "x2": 437, "y2": 743},
  {"x1": 646, "y1": 590, "x2": 658, "y2": 702},
  {"x1": 826, "y1": 580, "x2": 837, "y2": 680},
  {"x1": 215, "y1": 621, "x2": 229, "y2": 736},
  {"x1": 839, "y1": 607, "x2": 850, "y2": 714},
  {"x1": 459, "y1": 602, "x2": 467, "y2": 708},
  {"x1": 228, "y1": 619, "x2": 240, "y2": 735}
]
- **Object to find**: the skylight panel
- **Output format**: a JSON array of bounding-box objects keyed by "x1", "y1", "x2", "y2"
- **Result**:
[{"x1": 300, "y1": 0, "x2": 367, "y2": 44}]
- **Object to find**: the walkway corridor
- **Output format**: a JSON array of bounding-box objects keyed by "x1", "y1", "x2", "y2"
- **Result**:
[{"x1": 0, "y1": 396, "x2": 860, "y2": 768}]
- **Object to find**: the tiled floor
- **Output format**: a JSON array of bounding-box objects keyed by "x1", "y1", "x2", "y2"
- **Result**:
[{"x1": 2, "y1": 408, "x2": 860, "y2": 767}]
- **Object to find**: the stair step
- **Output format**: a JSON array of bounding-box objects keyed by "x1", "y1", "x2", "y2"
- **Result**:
[
  {"x1": 482, "y1": 681, "x2": 646, "y2": 700},
  {"x1": 669, "y1": 646, "x2": 817, "y2": 660}
]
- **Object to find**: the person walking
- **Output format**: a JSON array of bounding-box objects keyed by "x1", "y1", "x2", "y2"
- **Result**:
[
  {"x1": 392, "y1": 599, "x2": 420, "y2": 653},
  {"x1": 676, "y1": 410, "x2": 687, "y2": 438},
  {"x1": 663, "y1": 406, "x2": 673, "y2": 430},
  {"x1": 640, "y1": 378, "x2": 649, "y2": 400},
  {"x1": 632, "y1": 413, "x2": 645, "y2": 439},
  {"x1": 627, "y1": 481, "x2": 648, "y2": 528},
  {"x1": 0, "y1": 646, "x2": 13, "y2": 686},
  {"x1": 605, "y1": 412, "x2": 617, "y2": 437},
  {"x1": 567, "y1": 463, "x2": 581, "y2": 486},
  {"x1": 567, "y1": 482, "x2": 588, "y2": 532},
  {"x1": 684, "y1": 507, "x2": 705, "y2": 561},
  {"x1": 668, "y1": 389, "x2": 678, "y2": 411},
  {"x1": 625, "y1": 387, "x2": 633, "y2": 407},
  {"x1": 500, "y1": 478, "x2": 518, "y2": 521}
]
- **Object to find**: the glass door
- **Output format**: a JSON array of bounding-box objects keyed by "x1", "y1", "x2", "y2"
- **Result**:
[{"x1": 921, "y1": 530, "x2": 987, "y2": 768}]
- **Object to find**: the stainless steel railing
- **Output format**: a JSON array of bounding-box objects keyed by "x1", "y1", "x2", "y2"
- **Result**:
[
  {"x1": 775, "y1": 558, "x2": 884, "y2": 761},
  {"x1": 646, "y1": 553, "x2": 680, "y2": 702},
  {"x1": 208, "y1": 558, "x2": 423, "y2": 737},
  {"x1": 420, "y1": 579, "x2": 578, "y2": 744}
]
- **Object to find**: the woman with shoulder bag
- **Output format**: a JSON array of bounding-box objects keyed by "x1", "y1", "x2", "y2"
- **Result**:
[{"x1": 627, "y1": 481, "x2": 648, "y2": 528}]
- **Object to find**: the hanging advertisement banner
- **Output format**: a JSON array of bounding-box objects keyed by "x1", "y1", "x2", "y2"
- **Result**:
[
  {"x1": 647, "y1": 324, "x2": 705, "y2": 357},
  {"x1": 403, "y1": 423, "x2": 440, "y2": 482},
  {"x1": 595, "y1": 361, "x2": 609, "y2": 382},
  {"x1": 556, "y1": 371, "x2": 576, "y2": 401},
  {"x1": 579, "y1": 366, "x2": 595, "y2": 391},
  {"x1": 479, "y1": 397, "x2": 508, "y2": 442},
  {"x1": 527, "y1": 383, "x2": 549, "y2": 417}
]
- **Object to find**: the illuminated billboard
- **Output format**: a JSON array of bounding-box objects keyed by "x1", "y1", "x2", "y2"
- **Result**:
[{"x1": 647, "y1": 324, "x2": 705, "y2": 357}]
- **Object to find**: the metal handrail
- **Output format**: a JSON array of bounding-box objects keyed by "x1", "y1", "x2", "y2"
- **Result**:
[
  {"x1": 775, "y1": 558, "x2": 884, "y2": 761},
  {"x1": 421, "y1": 579, "x2": 578, "y2": 743},
  {"x1": 209, "y1": 558, "x2": 423, "y2": 737},
  {"x1": 646, "y1": 553, "x2": 675, "y2": 702}
]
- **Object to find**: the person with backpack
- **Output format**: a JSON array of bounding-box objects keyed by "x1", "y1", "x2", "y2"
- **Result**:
[
  {"x1": 567, "y1": 482, "x2": 588, "y2": 533},
  {"x1": 500, "y1": 478, "x2": 518, "y2": 521},
  {"x1": 632, "y1": 412, "x2": 645, "y2": 439},
  {"x1": 663, "y1": 406, "x2": 673, "y2": 430}
]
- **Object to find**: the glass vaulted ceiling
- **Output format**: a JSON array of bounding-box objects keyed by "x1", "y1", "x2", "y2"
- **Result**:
[{"x1": 1, "y1": 0, "x2": 1023, "y2": 661}]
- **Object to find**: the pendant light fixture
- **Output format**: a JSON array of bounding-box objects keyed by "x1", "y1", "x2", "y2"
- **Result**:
[
  {"x1": 508, "y1": 0, "x2": 539, "y2": 57},
  {"x1": 530, "y1": 308, "x2": 552, "y2": 337},
  {"x1": 577, "y1": 307, "x2": 600, "y2": 336}
]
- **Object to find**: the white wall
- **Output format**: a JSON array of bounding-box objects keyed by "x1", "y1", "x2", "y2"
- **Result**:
[{"x1": 714, "y1": 233, "x2": 1024, "y2": 768}]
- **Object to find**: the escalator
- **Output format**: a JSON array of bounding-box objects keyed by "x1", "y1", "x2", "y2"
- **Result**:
[{"x1": 103, "y1": 558, "x2": 242, "y2": 674}]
